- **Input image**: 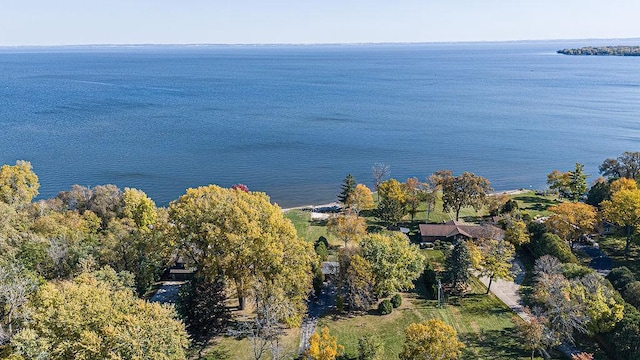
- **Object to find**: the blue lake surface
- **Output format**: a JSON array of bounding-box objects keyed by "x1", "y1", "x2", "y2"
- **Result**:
[{"x1": 1, "y1": 41, "x2": 640, "y2": 208}]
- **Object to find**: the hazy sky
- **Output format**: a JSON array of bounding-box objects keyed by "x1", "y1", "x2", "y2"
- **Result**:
[{"x1": 1, "y1": 0, "x2": 638, "y2": 46}]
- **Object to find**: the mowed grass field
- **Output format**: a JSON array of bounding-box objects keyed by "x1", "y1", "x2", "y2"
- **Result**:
[{"x1": 317, "y1": 277, "x2": 561, "y2": 360}]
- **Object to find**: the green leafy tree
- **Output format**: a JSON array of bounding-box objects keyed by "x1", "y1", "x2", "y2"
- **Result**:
[
  {"x1": 547, "y1": 163, "x2": 588, "y2": 201},
  {"x1": 357, "y1": 334, "x2": 384, "y2": 360},
  {"x1": 360, "y1": 233, "x2": 424, "y2": 297},
  {"x1": 400, "y1": 319, "x2": 464, "y2": 360},
  {"x1": 122, "y1": 187, "x2": 157, "y2": 230},
  {"x1": 599, "y1": 151, "x2": 640, "y2": 179},
  {"x1": 572, "y1": 273, "x2": 624, "y2": 334},
  {"x1": 431, "y1": 170, "x2": 491, "y2": 221},
  {"x1": 504, "y1": 219, "x2": 530, "y2": 247},
  {"x1": 443, "y1": 240, "x2": 472, "y2": 293},
  {"x1": 343, "y1": 255, "x2": 376, "y2": 311},
  {"x1": 480, "y1": 239, "x2": 515, "y2": 294},
  {"x1": 586, "y1": 178, "x2": 610, "y2": 207},
  {"x1": 601, "y1": 188, "x2": 640, "y2": 259},
  {"x1": 176, "y1": 275, "x2": 229, "y2": 343},
  {"x1": 0, "y1": 161, "x2": 39, "y2": 206},
  {"x1": 338, "y1": 174, "x2": 357, "y2": 205}
]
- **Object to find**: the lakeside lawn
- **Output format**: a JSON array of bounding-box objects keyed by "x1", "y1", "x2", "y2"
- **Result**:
[{"x1": 318, "y1": 276, "x2": 559, "y2": 360}]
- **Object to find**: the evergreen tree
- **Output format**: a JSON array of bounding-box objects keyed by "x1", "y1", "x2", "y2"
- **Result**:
[
  {"x1": 569, "y1": 163, "x2": 588, "y2": 201},
  {"x1": 338, "y1": 174, "x2": 357, "y2": 205},
  {"x1": 443, "y1": 240, "x2": 472, "y2": 294}
]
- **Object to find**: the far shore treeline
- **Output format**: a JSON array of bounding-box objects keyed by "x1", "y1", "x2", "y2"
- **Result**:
[
  {"x1": 558, "y1": 46, "x2": 640, "y2": 56},
  {"x1": 3, "y1": 151, "x2": 640, "y2": 359}
]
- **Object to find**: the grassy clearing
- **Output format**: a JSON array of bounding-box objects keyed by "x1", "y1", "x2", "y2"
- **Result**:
[
  {"x1": 509, "y1": 191, "x2": 561, "y2": 218},
  {"x1": 318, "y1": 277, "x2": 559, "y2": 360},
  {"x1": 284, "y1": 210, "x2": 334, "y2": 245},
  {"x1": 206, "y1": 327, "x2": 301, "y2": 360}
]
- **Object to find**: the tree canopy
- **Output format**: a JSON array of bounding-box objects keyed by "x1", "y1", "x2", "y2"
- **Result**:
[
  {"x1": 168, "y1": 185, "x2": 314, "y2": 323},
  {"x1": 601, "y1": 188, "x2": 640, "y2": 259},
  {"x1": 431, "y1": 170, "x2": 491, "y2": 221},
  {"x1": 0, "y1": 161, "x2": 39, "y2": 206},
  {"x1": 8, "y1": 269, "x2": 189, "y2": 360},
  {"x1": 400, "y1": 319, "x2": 464, "y2": 360},
  {"x1": 360, "y1": 233, "x2": 424, "y2": 297}
]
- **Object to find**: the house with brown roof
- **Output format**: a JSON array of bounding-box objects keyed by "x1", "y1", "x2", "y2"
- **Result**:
[{"x1": 419, "y1": 220, "x2": 504, "y2": 243}]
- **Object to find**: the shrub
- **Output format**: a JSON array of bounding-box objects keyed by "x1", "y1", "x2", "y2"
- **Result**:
[
  {"x1": 391, "y1": 294, "x2": 402, "y2": 308},
  {"x1": 562, "y1": 263, "x2": 593, "y2": 279},
  {"x1": 529, "y1": 232, "x2": 577, "y2": 263},
  {"x1": 624, "y1": 281, "x2": 640, "y2": 308},
  {"x1": 607, "y1": 267, "x2": 636, "y2": 292},
  {"x1": 357, "y1": 334, "x2": 384, "y2": 360},
  {"x1": 378, "y1": 299, "x2": 393, "y2": 315}
]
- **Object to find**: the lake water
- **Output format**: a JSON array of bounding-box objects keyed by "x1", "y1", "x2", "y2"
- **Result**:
[{"x1": 1, "y1": 41, "x2": 640, "y2": 208}]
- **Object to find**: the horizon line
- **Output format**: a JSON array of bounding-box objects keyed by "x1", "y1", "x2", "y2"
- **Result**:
[{"x1": 2, "y1": 37, "x2": 640, "y2": 49}]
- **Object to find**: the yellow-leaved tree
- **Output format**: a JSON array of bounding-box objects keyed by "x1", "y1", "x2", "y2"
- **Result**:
[
  {"x1": 328, "y1": 213, "x2": 367, "y2": 247},
  {"x1": 546, "y1": 202, "x2": 597, "y2": 249},
  {"x1": 400, "y1": 319, "x2": 465, "y2": 360},
  {"x1": 601, "y1": 188, "x2": 640, "y2": 260},
  {"x1": 168, "y1": 185, "x2": 315, "y2": 325},
  {"x1": 304, "y1": 326, "x2": 344, "y2": 360},
  {"x1": 348, "y1": 184, "x2": 375, "y2": 215},
  {"x1": 0, "y1": 161, "x2": 39, "y2": 206},
  {"x1": 8, "y1": 268, "x2": 189, "y2": 360}
]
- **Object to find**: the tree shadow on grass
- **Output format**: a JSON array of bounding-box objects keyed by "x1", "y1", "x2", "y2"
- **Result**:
[
  {"x1": 461, "y1": 327, "x2": 529, "y2": 359},
  {"x1": 201, "y1": 346, "x2": 231, "y2": 360}
]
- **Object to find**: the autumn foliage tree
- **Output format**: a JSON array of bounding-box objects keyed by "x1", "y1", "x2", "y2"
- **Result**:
[
  {"x1": 348, "y1": 184, "x2": 375, "y2": 215},
  {"x1": 328, "y1": 214, "x2": 367, "y2": 248},
  {"x1": 305, "y1": 326, "x2": 344, "y2": 360},
  {"x1": 0, "y1": 161, "x2": 40, "y2": 206},
  {"x1": 169, "y1": 185, "x2": 314, "y2": 323},
  {"x1": 431, "y1": 170, "x2": 491, "y2": 221},
  {"x1": 376, "y1": 179, "x2": 407, "y2": 225},
  {"x1": 8, "y1": 269, "x2": 189, "y2": 360},
  {"x1": 601, "y1": 188, "x2": 640, "y2": 259},
  {"x1": 400, "y1": 319, "x2": 464, "y2": 360},
  {"x1": 546, "y1": 202, "x2": 597, "y2": 249}
]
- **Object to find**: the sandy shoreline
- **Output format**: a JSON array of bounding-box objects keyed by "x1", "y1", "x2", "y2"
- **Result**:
[{"x1": 281, "y1": 188, "x2": 532, "y2": 212}]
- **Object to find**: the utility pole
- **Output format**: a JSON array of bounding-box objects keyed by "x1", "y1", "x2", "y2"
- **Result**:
[{"x1": 437, "y1": 279, "x2": 442, "y2": 307}]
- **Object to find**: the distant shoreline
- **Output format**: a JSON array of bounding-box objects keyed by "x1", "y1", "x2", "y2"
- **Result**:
[{"x1": 557, "y1": 46, "x2": 640, "y2": 56}]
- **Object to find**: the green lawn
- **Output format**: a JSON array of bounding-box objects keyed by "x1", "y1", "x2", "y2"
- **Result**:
[
  {"x1": 509, "y1": 191, "x2": 562, "y2": 218},
  {"x1": 318, "y1": 277, "x2": 559, "y2": 360},
  {"x1": 205, "y1": 327, "x2": 301, "y2": 360},
  {"x1": 284, "y1": 209, "x2": 335, "y2": 245}
]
